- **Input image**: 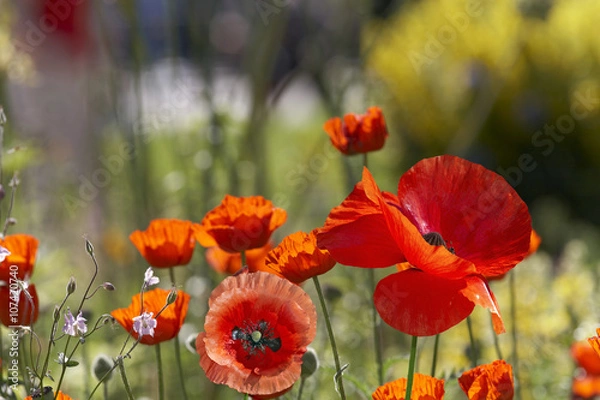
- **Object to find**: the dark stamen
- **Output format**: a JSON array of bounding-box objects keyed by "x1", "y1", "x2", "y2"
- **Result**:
[{"x1": 423, "y1": 232, "x2": 447, "y2": 247}]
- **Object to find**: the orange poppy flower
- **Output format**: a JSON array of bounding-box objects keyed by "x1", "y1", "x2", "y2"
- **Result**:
[
  {"x1": 458, "y1": 360, "x2": 514, "y2": 400},
  {"x1": 195, "y1": 195, "x2": 287, "y2": 253},
  {"x1": 129, "y1": 219, "x2": 196, "y2": 268},
  {"x1": 372, "y1": 373, "x2": 445, "y2": 400},
  {"x1": 0, "y1": 283, "x2": 39, "y2": 327},
  {"x1": 206, "y1": 242, "x2": 272, "y2": 275},
  {"x1": 588, "y1": 328, "x2": 600, "y2": 359},
  {"x1": 324, "y1": 106, "x2": 388, "y2": 155},
  {"x1": 111, "y1": 288, "x2": 190, "y2": 345},
  {"x1": 25, "y1": 390, "x2": 72, "y2": 400},
  {"x1": 573, "y1": 340, "x2": 600, "y2": 375},
  {"x1": 0, "y1": 234, "x2": 39, "y2": 282},
  {"x1": 196, "y1": 271, "x2": 316, "y2": 397},
  {"x1": 259, "y1": 230, "x2": 336, "y2": 284}
]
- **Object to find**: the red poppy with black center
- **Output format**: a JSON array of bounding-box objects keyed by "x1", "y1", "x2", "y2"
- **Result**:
[
  {"x1": 317, "y1": 155, "x2": 532, "y2": 336},
  {"x1": 196, "y1": 271, "x2": 316, "y2": 397}
]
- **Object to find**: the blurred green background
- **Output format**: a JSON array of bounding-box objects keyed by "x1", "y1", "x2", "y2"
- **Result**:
[{"x1": 1, "y1": 0, "x2": 600, "y2": 399}]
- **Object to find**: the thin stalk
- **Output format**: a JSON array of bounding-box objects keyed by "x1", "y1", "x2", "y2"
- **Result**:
[
  {"x1": 466, "y1": 316, "x2": 477, "y2": 368},
  {"x1": 169, "y1": 266, "x2": 189, "y2": 400},
  {"x1": 430, "y1": 334, "x2": 440, "y2": 377},
  {"x1": 312, "y1": 276, "x2": 346, "y2": 399},
  {"x1": 296, "y1": 377, "x2": 306, "y2": 400},
  {"x1": 155, "y1": 343, "x2": 164, "y2": 400},
  {"x1": 510, "y1": 271, "x2": 522, "y2": 400},
  {"x1": 368, "y1": 269, "x2": 384, "y2": 385},
  {"x1": 240, "y1": 251, "x2": 247, "y2": 267},
  {"x1": 491, "y1": 314, "x2": 504, "y2": 360},
  {"x1": 118, "y1": 361, "x2": 135, "y2": 400},
  {"x1": 405, "y1": 336, "x2": 418, "y2": 400},
  {"x1": 102, "y1": 381, "x2": 109, "y2": 400}
]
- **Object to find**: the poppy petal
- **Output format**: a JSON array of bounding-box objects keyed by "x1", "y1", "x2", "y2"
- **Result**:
[
  {"x1": 460, "y1": 276, "x2": 505, "y2": 334},
  {"x1": 374, "y1": 270, "x2": 475, "y2": 336},
  {"x1": 397, "y1": 155, "x2": 531, "y2": 277},
  {"x1": 316, "y1": 169, "x2": 406, "y2": 268}
]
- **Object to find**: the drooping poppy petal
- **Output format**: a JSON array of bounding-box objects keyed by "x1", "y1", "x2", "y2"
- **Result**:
[
  {"x1": 460, "y1": 276, "x2": 504, "y2": 334},
  {"x1": 458, "y1": 360, "x2": 514, "y2": 400},
  {"x1": 206, "y1": 242, "x2": 272, "y2": 275},
  {"x1": 129, "y1": 219, "x2": 196, "y2": 268},
  {"x1": 197, "y1": 271, "x2": 316, "y2": 397},
  {"x1": 0, "y1": 234, "x2": 39, "y2": 282},
  {"x1": 111, "y1": 288, "x2": 190, "y2": 345},
  {"x1": 324, "y1": 106, "x2": 388, "y2": 155},
  {"x1": 196, "y1": 195, "x2": 287, "y2": 253},
  {"x1": 374, "y1": 270, "x2": 475, "y2": 337},
  {"x1": 397, "y1": 155, "x2": 531, "y2": 277},
  {"x1": 261, "y1": 230, "x2": 336, "y2": 284},
  {"x1": 588, "y1": 328, "x2": 600, "y2": 359},
  {"x1": 372, "y1": 373, "x2": 445, "y2": 400},
  {"x1": 0, "y1": 283, "x2": 39, "y2": 327}
]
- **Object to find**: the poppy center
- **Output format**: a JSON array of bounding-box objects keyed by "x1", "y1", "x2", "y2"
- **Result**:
[
  {"x1": 231, "y1": 320, "x2": 282, "y2": 356},
  {"x1": 423, "y1": 232, "x2": 454, "y2": 254}
]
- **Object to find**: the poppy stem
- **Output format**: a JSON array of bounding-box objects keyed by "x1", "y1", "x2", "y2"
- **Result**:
[
  {"x1": 367, "y1": 268, "x2": 384, "y2": 385},
  {"x1": 297, "y1": 377, "x2": 306, "y2": 400},
  {"x1": 312, "y1": 276, "x2": 347, "y2": 400},
  {"x1": 167, "y1": 264, "x2": 190, "y2": 400},
  {"x1": 241, "y1": 250, "x2": 247, "y2": 267},
  {"x1": 118, "y1": 360, "x2": 135, "y2": 400},
  {"x1": 510, "y1": 271, "x2": 522, "y2": 400},
  {"x1": 466, "y1": 316, "x2": 478, "y2": 368},
  {"x1": 155, "y1": 343, "x2": 165, "y2": 400},
  {"x1": 405, "y1": 335, "x2": 418, "y2": 400},
  {"x1": 430, "y1": 334, "x2": 440, "y2": 377}
]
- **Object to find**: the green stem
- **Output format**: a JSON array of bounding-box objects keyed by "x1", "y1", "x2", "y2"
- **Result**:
[
  {"x1": 103, "y1": 381, "x2": 109, "y2": 400},
  {"x1": 240, "y1": 251, "x2": 247, "y2": 268},
  {"x1": 430, "y1": 334, "x2": 440, "y2": 377},
  {"x1": 405, "y1": 336, "x2": 418, "y2": 400},
  {"x1": 118, "y1": 361, "x2": 135, "y2": 400},
  {"x1": 312, "y1": 276, "x2": 346, "y2": 399},
  {"x1": 297, "y1": 377, "x2": 306, "y2": 400},
  {"x1": 173, "y1": 335, "x2": 189, "y2": 400},
  {"x1": 466, "y1": 316, "x2": 477, "y2": 368},
  {"x1": 491, "y1": 314, "x2": 504, "y2": 361},
  {"x1": 510, "y1": 271, "x2": 522, "y2": 400},
  {"x1": 368, "y1": 269, "x2": 384, "y2": 385},
  {"x1": 169, "y1": 268, "x2": 176, "y2": 287},
  {"x1": 155, "y1": 343, "x2": 164, "y2": 400}
]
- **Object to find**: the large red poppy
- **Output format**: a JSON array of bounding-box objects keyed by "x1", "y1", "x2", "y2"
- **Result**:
[
  {"x1": 196, "y1": 271, "x2": 316, "y2": 397},
  {"x1": 0, "y1": 234, "x2": 39, "y2": 282},
  {"x1": 458, "y1": 360, "x2": 514, "y2": 400},
  {"x1": 324, "y1": 106, "x2": 388, "y2": 155},
  {"x1": 317, "y1": 155, "x2": 531, "y2": 336},
  {"x1": 372, "y1": 373, "x2": 445, "y2": 400},
  {"x1": 129, "y1": 219, "x2": 196, "y2": 268}
]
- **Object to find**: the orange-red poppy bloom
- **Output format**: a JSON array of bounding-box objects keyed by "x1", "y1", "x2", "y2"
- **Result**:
[
  {"x1": 206, "y1": 242, "x2": 272, "y2": 275},
  {"x1": 324, "y1": 106, "x2": 388, "y2": 155},
  {"x1": 111, "y1": 288, "x2": 190, "y2": 345},
  {"x1": 25, "y1": 390, "x2": 72, "y2": 400},
  {"x1": 588, "y1": 329, "x2": 600, "y2": 359},
  {"x1": 573, "y1": 339, "x2": 600, "y2": 398},
  {"x1": 260, "y1": 230, "x2": 336, "y2": 284},
  {"x1": 0, "y1": 283, "x2": 39, "y2": 327},
  {"x1": 458, "y1": 360, "x2": 514, "y2": 400},
  {"x1": 317, "y1": 155, "x2": 532, "y2": 336},
  {"x1": 195, "y1": 195, "x2": 287, "y2": 253},
  {"x1": 129, "y1": 219, "x2": 196, "y2": 268},
  {"x1": 0, "y1": 234, "x2": 39, "y2": 282},
  {"x1": 196, "y1": 271, "x2": 316, "y2": 397},
  {"x1": 372, "y1": 373, "x2": 445, "y2": 400}
]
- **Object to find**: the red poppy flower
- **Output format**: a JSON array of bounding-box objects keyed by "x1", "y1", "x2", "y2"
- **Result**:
[
  {"x1": 0, "y1": 283, "x2": 39, "y2": 327},
  {"x1": 317, "y1": 155, "x2": 531, "y2": 336},
  {"x1": 196, "y1": 271, "x2": 316, "y2": 397},
  {"x1": 458, "y1": 360, "x2": 514, "y2": 400},
  {"x1": 206, "y1": 242, "x2": 272, "y2": 275},
  {"x1": 111, "y1": 288, "x2": 190, "y2": 345},
  {"x1": 573, "y1": 340, "x2": 600, "y2": 375},
  {"x1": 259, "y1": 230, "x2": 336, "y2": 284},
  {"x1": 0, "y1": 234, "x2": 39, "y2": 282},
  {"x1": 588, "y1": 329, "x2": 600, "y2": 359},
  {"x1": 324, "y1": 106, "x2": 388, "y2": 155},
  {"x1": 195, "y1": 195, "x2": 287, "y2": 253},
  {"x1": 372, "y1": 373, "x2": 445, "y2": 400},
  {"x1": 129, "y1": 219, "x2": 196, "y2": 268},
  {"x1": 25, "y1": 390, "x2": 72, "y2": 400}
]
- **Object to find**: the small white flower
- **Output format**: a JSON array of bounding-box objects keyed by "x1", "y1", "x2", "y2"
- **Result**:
[
  {"x1": 133, "y1": 312, "x2": 157, "y2": 338},
  {"x1": 56, "y1": 352, "x2": 68, "y2": 365},
  {"x1": 63, "y1": 309, "x2": 88, "y2": 336},
  {"x1": 0, "y1": 246, "x2": 10, "y2": 262},
  {"x1": 144, "y1": 267, "x2": 160, "y2": 287}
]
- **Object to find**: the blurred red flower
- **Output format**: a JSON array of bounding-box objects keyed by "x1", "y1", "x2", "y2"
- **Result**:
[
  {"x1": 573, "y1": 339, "x2": 600, "y2": 399},
  {"x1": 195, "y1": 195, "x2": 287, "y2": 253},
  {"x1": 458, "y1": 360, "x2": 514, "y2": 400},
  {"x1": 259, "y1": 230, "x2": 336, "y2": 284},
  {"x1": 130, "y1": 219, "x2": 196, "y2": 268},
  {"x1": 0, "y1": 234, "x2": 39, "y2": 282},
  {"x1": 111, "y1": 288, "x2": 190, "y2": 345},
  {"x1": 206, "y1": 242, "x2": 272, "y2": 275},
  {"x1": 196, "y1": 271, "x2": 316, "y2": 397},
  {"x1": 324, "y1": 106, "x2": 388, "y2": 155},
  {"x1": 372, "y1": 373, "x2": 445, "y2": 400},
  {"x1": 317, "y1": 155, "x2": 532, "y2": 336},
  {"x1": 0, "y1": 283, "x2": 39, "y2": 327}
]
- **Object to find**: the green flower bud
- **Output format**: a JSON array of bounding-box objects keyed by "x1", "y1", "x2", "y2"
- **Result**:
[
  {"x1": 92, "y1": 354, "x2": 114, "y2": 382},
  {"x1": 66, "y1": 277, "x2": 76, "y2": 295},
  {"x1": 301, "y1": 347, "x2": 319, "y2": 379}
]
